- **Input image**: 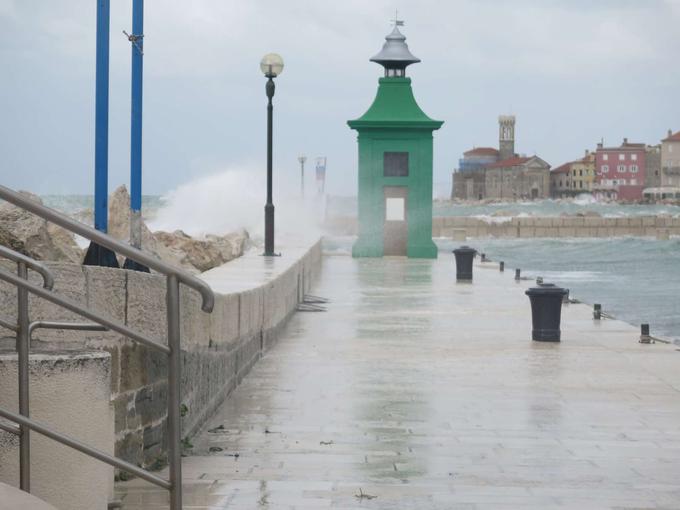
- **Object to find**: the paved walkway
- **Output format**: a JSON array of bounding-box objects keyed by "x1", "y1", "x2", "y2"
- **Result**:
[{"x1": 117, "y1": 254, "x2": 680, "y2": 509}]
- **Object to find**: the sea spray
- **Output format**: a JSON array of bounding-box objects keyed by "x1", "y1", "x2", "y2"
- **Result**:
[
  {"x1": 148, "y1": 166, "x2": 325, "y2": 246},
  {"x1": 572, "y1": 193, "x2": 598, "y2": 206}
]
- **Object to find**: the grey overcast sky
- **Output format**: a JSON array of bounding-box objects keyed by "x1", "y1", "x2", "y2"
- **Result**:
[{"x1": 1, "y1": 0, "x2": 679, "y2": 198}]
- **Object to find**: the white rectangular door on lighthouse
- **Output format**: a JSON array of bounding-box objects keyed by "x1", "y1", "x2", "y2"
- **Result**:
[{"x1": 383, "y1": 186, "x2": 408, "y2": 256}]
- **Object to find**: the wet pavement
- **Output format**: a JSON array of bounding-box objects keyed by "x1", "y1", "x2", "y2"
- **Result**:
[{"x1": 116, "y1": 253, "x2": 680, "y2": 509}]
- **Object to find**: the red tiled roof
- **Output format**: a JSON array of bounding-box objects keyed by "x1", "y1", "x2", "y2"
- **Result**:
[
  {"x1": 484, "y1": 156, "x2": 531, "y2": 169},
  {"x1": 663, "y1": 130, "x2": 680, "y2": 142},
  {"x1": 463, "y1": 147, "x2": 499, "y2": 157},
  {"x1": 551, "y1": 162, "x2": 571, "y2": 174}
]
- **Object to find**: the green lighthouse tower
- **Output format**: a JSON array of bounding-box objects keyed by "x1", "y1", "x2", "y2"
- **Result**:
[{"x1": 348, "y1": 21, "x2": 443, "y2": 258}]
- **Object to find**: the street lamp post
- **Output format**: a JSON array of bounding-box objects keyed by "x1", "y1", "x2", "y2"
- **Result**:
[
  {"x1": 260, "y1": 53, "x2": 284, "y2": 257},
  {"x1": 298, "y1": 155, "x2": 307, "y2": 198}
]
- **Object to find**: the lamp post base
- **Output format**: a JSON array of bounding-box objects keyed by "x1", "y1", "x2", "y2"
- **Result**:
[
  {"x1": 122, "y1": 257, "x2": 150, "y2": 272},
  {"x1": 264, "y1": 203, "x2": 275, "y2": 256},
  {"x1": 83, "y1": 241, "x2": 120, "y2": 268}
]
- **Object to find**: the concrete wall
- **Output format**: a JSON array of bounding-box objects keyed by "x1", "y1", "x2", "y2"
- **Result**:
[
  {"x1": 325, "y1": 216, "x2": 680, "y2": 238},
  {"x1": 431, "y1": 216, "x2": 680, "y2": 238},
  {"x1": 0, "y1": 351, "x2": 113, "y2": 510},
  {"x1": 0, "y1": 240, "x2": 323, "y2": 475}
]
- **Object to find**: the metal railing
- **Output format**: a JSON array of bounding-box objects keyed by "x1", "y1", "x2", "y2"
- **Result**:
[{"x1": 0, "y1": 184, "x2": 215, "y2": 509}]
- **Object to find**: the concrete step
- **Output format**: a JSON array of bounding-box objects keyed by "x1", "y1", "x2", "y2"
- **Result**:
[{"x1": 0, "y1": 482, "x2": 58, "y2": 510}]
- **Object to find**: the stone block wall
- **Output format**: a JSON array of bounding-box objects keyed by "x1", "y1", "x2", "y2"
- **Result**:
[
  {"x1": 431, "y1": 216, "x2": 680, "y2": 238},
  {"x1": 0, "y1": 240, "x2": 323, "y2": 471}
]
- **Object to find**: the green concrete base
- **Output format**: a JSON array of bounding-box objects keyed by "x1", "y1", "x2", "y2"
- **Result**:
[
  {"x1": 353, "y1": 238, "x2": 438, "y2": 259},
  {"x1": 407, "y1": 241, "x2": 438, "y2": 259},
  {"x1": 352, "y1": 238, "x2": 383, "y2": 258}
]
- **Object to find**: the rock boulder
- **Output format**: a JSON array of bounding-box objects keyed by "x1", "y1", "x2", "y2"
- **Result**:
[
  {"x1": 108, "y1": 185, "x2": 249, "y2": 273},
  {"x1": 0, "y1": 191, "x2": 82, "y2": 263}
]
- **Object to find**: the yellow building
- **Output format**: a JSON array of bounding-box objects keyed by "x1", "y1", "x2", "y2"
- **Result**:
[{"x1": 569, "y1": 151, "x2": 596, "y2": 193}]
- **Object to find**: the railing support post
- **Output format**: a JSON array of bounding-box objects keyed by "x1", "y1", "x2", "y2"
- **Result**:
[
  {"x1": 166, "y1": 274, "x2": 182, "y2": 510},
  {"x1": 17, "y1": 261, "x2": 30, "y2": 492}
]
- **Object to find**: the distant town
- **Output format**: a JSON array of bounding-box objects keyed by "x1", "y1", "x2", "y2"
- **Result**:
[{"x1": 451, "y1": 116, "x2": 680, "y2": 203}]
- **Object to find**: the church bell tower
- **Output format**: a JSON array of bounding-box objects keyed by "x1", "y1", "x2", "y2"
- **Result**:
[{"x1": 498, "y1": 115, "x2": 516, "y2": 161}]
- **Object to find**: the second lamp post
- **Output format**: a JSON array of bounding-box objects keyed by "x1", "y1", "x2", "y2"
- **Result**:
[
  {"x1": 260, "y1": 53, "x2": 284, "y2": 256},
  {"x1": 298, "y1": 155, "x2": 306, "y2": 198}
]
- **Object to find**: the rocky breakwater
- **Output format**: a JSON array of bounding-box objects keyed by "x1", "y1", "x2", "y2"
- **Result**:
[
  {"x1": 0, "y1": 191, "x2": 82, "y2": 263},
  {"x1": 106, "y1": 185, "x2": 249, "y2": 273},
  {"x1": 0, "y1": 186, "x2": 249, "y2": 273}
]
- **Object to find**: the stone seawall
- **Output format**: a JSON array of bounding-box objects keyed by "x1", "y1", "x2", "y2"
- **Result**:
[
  {"x1": 0, "y1": 240, "x2": 323, "y2": 472},
  {"x1": 432, "y1": 216, "x2": 680, "y2": 238},
  {"x1": 325, "y1": 216, "x2": 680, "y2": 238}
]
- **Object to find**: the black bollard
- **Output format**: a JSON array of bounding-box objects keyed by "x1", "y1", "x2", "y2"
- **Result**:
[
  {"x1": 453, "y1": 246, "x2": 477, "y2": 281},
  {"x1": 593, "y1": 304, "x2": 601, "y2": 320},
  {"x1": 525, "y1": 283, "x2": 568, "y2": 341},
  {"x1": 481, "y1": 253, "x2": 487, "y2": 262},
  {"x1": 499, "y1": 261, "x2": 505, "y2": 272},
  {"x1": 640, "y1": 324, "x2": 651, "y2": 344},
  {"x1": 515, "y1": 268, "x2": 521, "y2": 281}
]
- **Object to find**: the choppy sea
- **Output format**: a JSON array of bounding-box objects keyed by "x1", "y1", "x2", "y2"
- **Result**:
[
  {"x1": 436, "y1": 237, "x2": 680, "y2": 344},
  {"x1": 42, "y1": 195, "x2": 165, "y2": 221}
]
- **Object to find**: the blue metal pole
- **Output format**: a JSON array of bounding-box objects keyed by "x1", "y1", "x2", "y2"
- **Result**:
[
  {"x1": 130, "y1": 0, "x2": 144, "y2": 248},
  {"x1": 94, "y1": 0, "x2": 110, "y2": 233}
]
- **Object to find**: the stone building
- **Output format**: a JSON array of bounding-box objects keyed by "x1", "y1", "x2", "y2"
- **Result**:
[
  {"x1": 452, "y1": 116, "x2": 551, "y2": 200},
  {"x1": 484, "y1": 156, "x2": 551, "y2": 199},
  {"x1": 645, "y1": 144, "x2": 662, "y2": 188},
  {"x1": 661, "y1": 130, "x2": 680, "y2": 187},
  {"x1": 451, "y1": 147, "x2": 498, "y2": 200},
  {"x1": 571, "y1": 151, "x2": 597, "y2": 193},
  {"x1": 550, "y1": 163, "x2": 571, "y2": 198},
  {"x1": 550, "y1": 152, "x2": 596, "y2": 198}
]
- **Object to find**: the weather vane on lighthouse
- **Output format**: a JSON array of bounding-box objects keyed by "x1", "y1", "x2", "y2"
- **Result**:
[{"x1": 390, "y1": 10, "x2": 404, "y2": 26}]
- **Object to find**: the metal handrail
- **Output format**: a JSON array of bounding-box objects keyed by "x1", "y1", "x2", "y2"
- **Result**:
[
  {"x1": 0, "y1": 244, "x2": 54, "y2": 290},
  {"x1": 0, "y1": 185, "x2": 217, "y2": 509},
  {"x1": 0, "y1": 420, "x2": 20, "y2": 435},
  {"x1": 28, "y1": 320, "x2": 108, "y2": 336},
  {"x1": 0, "y1": 408, "x2": 171, "y2": 490},
  {"x1": 0, "y1": 316, "x2": 17, "y2": 332},
  {"x1": 0, "y1": 184, "x2": 214, "y2": 313}
]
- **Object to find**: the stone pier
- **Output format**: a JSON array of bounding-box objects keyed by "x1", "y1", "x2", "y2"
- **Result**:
[
  {"x1": 0, "y1": 239, "x2": 322, "y2": 493},
  {"x1": 115, "y1": 251, "x2": 680, "y2": 509}
]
